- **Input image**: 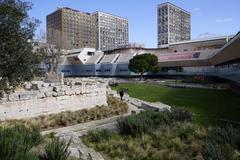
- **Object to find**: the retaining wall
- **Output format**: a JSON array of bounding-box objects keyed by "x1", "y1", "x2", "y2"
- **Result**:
[{"x1": 0, "y1": 81, "x2": 107, "y2": 120}]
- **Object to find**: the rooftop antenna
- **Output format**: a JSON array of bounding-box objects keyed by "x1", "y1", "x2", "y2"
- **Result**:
[{"x1": 226, "y1": 35, "x2": 229, "y2": 42}]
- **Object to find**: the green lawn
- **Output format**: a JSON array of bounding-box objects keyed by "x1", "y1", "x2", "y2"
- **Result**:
[{"x1": 112, "y1": 83, "x2": 240, "y2": 126}]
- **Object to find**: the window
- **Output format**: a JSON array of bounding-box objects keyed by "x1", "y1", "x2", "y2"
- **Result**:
[{"x1": 87, "y1": 52, "x2": 94, "y2": 56}]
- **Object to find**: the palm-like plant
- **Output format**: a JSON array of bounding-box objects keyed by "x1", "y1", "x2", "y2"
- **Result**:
[{"x1": 40, "y1": 137, "x2": 71, "y2": 160}]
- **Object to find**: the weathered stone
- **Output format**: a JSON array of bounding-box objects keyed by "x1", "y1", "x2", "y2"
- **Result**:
[
  {"x1": 44, "y1": 91, "x2": 52, "y2": 97},
  {"x1": 0, "y1": 97, "x2": 7, "y2": 102},
  {"x1": 18, "y1": 91, "x2": 38, "y2": 100},
  {"x1": 8, "y1": 94, "x2": 20, "y2": 101},
  {"x1": 52, "y1": 92, "x2": 58, "y2": 97},
  {"x1": 31, "y1": 84, "x2": 39, "y2": 90},
  {"x1": 75, "y1": 82, "x2": 82, "y2": 85},
  {"x1": 65, "y1": 90, "x2": 74, "y2": 96},
  {"x1": 23, "y1": 82, "x2": 32, "y2": 90},
  {"x1": 37, "y1": 92, "x2": 45, "y2": 99},
  {"x1": 0, "y1": 90, "x2": 6, "y2": 98},
  {"x1": 75, "y1": 90, "x2": 81, "y2": 95},
  {"x1": 57, "y1": 91, "x2": 65, "y2": 96},
  {"x1": 0, "y1": 81, "x2": 107, "y2": 120},
  {"x1": 52, "y1": 86, "x2": 58, "y2": 92}
]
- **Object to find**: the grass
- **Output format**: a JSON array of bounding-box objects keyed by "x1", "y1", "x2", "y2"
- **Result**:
[
  {"x1": 83, "y1": 123, "x2": 206, "y2": 160},
  {"x1": 112, "y1": 83, "x2": 240, "y2": 126},
  {"x1": 82, "y1": 110, "x2": 240, "y2": 160}
]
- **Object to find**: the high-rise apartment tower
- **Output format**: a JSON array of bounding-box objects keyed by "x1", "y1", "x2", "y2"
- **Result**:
[
  {"x1": 94, "y1": 12, "x2": 129, "y2": 51},
  {"x1": 47, "y1": 7, "x2": 97, "y2": 50},
  {"x1": 157, "y1": 2, "x2": 191, "y2": 47},
  {"x1": 47, "y1": 8, "x2": 129, "y2": 51}
]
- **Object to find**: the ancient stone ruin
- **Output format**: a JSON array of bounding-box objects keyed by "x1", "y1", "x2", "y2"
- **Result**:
[{"x1": 0, "y1": 78, "x2": 107, "y2": 120}]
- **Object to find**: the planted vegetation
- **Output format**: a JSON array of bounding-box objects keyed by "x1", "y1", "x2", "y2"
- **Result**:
[
  {"x1": 0, "y1": 97, "x2": 128, "y2": 130},
  {"x1": 117, "y1": 108, "x2": 192, "y2": 137},
  {"x1": 82, "y1": 109, "x2": 240, "y2": 160},
  {"x1": 0, "y1": 124, "x2": 74, "y2": 160}
]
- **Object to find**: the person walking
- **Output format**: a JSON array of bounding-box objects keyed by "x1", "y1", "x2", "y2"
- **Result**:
[{"x1": 119, "y1": 89, "x2": 124, "y2": 101}]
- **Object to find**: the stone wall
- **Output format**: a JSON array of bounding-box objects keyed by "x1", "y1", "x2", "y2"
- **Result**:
[{"x1": 0, "y1": 80, "x2": 107, "y2": 120}]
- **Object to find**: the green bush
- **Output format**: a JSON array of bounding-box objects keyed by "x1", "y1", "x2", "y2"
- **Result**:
[
  {"x1": 201, "y1": 139, "x2": 234, "y2": 160},
  {"x1": 87, "y1": 129, "x2": 113, "y2": 143},
  {"x1": 0, "y1": 124, "x2": 42, "y2": 160},
  {"x1": 117, "y1": 114, "x2": 150, "y2": 137},
  {"x1": 169, "y1": 107, "x2": 192, "y2": 122},
  {"x1": 40, "y1": 136, "x2": 71, "y2": 160},
  {"x1": 210, "y1": 125, "x2": 240, "y2": 149},
  {"x1": 116, "y1": 108, "x2": 193, "y2": 137},
  {"x1": 201, "y1": 125, "x2": 240, "y2": 160}
]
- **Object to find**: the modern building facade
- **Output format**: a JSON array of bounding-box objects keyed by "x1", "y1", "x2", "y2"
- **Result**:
[
  {"x1": 47, "y1": 7, "x2": 97, "y2": 50},
  {"x1": 55, "y1": 32, "x2": 240, "y2": 84},
  {"x1": 94, "y1": 12, "x2": 129, "y2": 51},
  {"x1": 47, "y1": 8, "x2": 129, "y2": 51},
  {"x1": 157, "y1": 2, "x2": 191, "y2": 47}
]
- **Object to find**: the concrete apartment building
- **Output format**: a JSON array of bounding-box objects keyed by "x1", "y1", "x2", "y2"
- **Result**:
[
  {"x1": 47, "y1": 8, "x2": 129, "y2": 51},
  {"x1": 157, "y1": 2, "x2": 191, "y2": 47},
  {"x1": 94, "y1": 12, "x2": 129, "y2": 51},
  {"x1": 47, "y1": 7, "x2": 97, "y2": 49}
]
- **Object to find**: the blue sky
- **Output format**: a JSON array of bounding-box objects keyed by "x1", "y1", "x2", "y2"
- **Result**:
[{"x1": 29, "y1": 0, "x2": 240, "y2": 48}]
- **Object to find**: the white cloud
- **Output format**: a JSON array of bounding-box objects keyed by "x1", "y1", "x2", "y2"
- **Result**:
[
  {"x1": 216, "y1": 18, "x2": 233, "y2": 23},
  {"x1": 193, "y1": 7, "x2": 200, "y2": 11},
  {"x1": 224, "y1": 18, "x2": 233, "y2": 22}
]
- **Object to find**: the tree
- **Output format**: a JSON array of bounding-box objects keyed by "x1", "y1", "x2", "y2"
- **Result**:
[
  {"x1": 0, "y1": 0, "x2": 40, "y2": 90},
  {"x1": 37, "y1": 28, "x2": 65, "y2": 82},
  {"x1": 128, "y1": 53, "x2": 159, "y2": 80}
]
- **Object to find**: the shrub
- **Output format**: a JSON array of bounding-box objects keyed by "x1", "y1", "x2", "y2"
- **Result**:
[
  {"x1": 117, "y1": 110, "x2": 172, "y2": 137},
  {"x1": 117, "y1": 114, "x2": 150, "y2": 137},
  {"x1": 40, "y1": 136, "x2": 71, "y2": 160},
  {"x1": 201, "y1": 139, "x2": 234, "y2": 160},
  {"x1": 116, "y1": 108, "x2": 193, "y2": 137},
  {"x1": 0, "y1": 124, "x2": 42, "y2": 160},
  {"x1": 87, "y1": 129, "x2": 113, "y2": 143},
  {"x1": 169, "y1": 107, "x2": 192, "y2": 122},
  {"x1": 210, "y1": 125, "x2": 240, "y2": 149}
]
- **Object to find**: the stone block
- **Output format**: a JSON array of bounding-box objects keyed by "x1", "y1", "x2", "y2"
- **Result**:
[
  {"x1": 75, "y1": 90, "x2": 80, "y2": 95},
  {"x1": 23, "y1": 82, "x2": 32, "y2": 90},
  {"x1": 8, "y1": 94, "x2": 19, "y2": 101},
  {"x1": 65, "y1": 90, "x2": 74, "y2": 96},
  {"x1": 57, "y1": 91, "x2": 65, "y2": 96},
  {"x1": 23, "y1": 91, "x2": 38, "y2": 100},
  {"x1": 37, "y1": 92, "x2": 45, "y2": 99},
  {"x1": 44, "y1": 91, "x2": 52, "y2": 97},
  {"x1": 0, "y1": 90, "x2": 6, "y2": 98},
  {"x1": 0, "y1": 97, "x2": 7, "y2": 102},
  {"x1": 75, "y1": 82, "x2": 82, "y2": 85},
  {"x1": 52, "y1": 86, "x2": 58, "y2": 92},
  {"x1": 31, "y1": 84, "x2": 39, "y2": 90},
  {"x1": 52, "y1": 92, "x2": 58, "y2": 97}
]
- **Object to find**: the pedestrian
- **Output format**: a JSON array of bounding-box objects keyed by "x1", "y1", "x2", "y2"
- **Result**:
[{"x1": 119, "y1": 90, "x2": 124, "y2": 101}]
